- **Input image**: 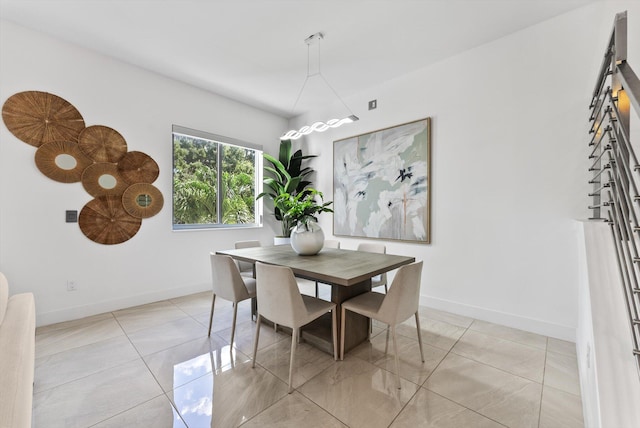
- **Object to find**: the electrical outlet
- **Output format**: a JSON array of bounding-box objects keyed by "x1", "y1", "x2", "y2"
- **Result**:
[
  {"x1": 368, "y1": 99, "x2": 377, "y2": 110},
  {"x1": 66, "y1": 280, "x2": 77, "y2": 292}
]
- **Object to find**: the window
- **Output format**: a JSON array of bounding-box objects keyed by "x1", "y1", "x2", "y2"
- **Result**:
[{"x1": 172, "y1": 125, "x2": 262, "y2": 230}]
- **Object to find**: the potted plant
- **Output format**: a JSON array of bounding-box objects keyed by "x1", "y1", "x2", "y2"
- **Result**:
[
  {"x1": 257, "y1": 139, "x2": 316, "y2": 240},
  {"x1": 275, "y1": 188, "x2": 333, "y2": 230},
  {"x1": 275, "y1": 188, "x2": 333, "y2": 255}
]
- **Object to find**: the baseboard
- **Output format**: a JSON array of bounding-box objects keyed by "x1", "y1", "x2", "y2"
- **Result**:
[
  {"x1": 36, "y1": 282, "x2": 210, "y2": 327},
  {"x1": 419, "y1": 294, "x2": 576, "y2": 342}
]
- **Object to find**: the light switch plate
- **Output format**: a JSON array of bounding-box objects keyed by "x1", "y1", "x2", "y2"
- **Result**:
[{"x1": 66, "y1": 210, "x2": 78, "y2": 223}]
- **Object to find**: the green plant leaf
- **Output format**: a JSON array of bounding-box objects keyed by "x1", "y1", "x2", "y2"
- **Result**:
[{"x1": 279, "y1": 140, "x2": 292, "y2": 168}]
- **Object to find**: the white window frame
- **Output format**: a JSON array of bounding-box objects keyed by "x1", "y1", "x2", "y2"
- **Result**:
[{"x1": 172, "y1": 125, "x2": 263, "y2": 230}]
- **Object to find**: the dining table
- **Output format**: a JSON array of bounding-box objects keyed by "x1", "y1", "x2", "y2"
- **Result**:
[{"x1": 216, "y1": 244, "x2": 415, "y2": 355}]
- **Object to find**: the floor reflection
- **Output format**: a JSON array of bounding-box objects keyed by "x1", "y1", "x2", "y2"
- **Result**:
[{"x1": 171, "y1": 344, "x2": 288, "y2": 427}]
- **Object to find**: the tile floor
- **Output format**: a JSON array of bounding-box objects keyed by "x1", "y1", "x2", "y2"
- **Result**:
[{"x1": 32, "y1": 282, "x2": 584, "y2": 428}]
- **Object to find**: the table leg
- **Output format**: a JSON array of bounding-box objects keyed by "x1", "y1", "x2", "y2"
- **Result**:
[
  {"x1": 299, "y1": 278, "x2": 372, "y2": 355},
  {"x1": 332, "y1": 279, "x2": 371, "y2": 354}
]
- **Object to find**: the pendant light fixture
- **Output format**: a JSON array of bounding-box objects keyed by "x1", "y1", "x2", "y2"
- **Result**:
[{"x1": 281, "y1": 32, "x2": 358, "y2": 140}]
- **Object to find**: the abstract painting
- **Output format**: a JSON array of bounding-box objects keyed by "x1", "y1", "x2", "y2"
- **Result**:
[{"x1": 333, "y1": 118, "x2": 431, "y2": 243}]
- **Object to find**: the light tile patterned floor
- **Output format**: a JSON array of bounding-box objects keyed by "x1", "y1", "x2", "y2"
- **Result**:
[{"x1": 32, "y1": 283, "x2": 584, "y2": 428}]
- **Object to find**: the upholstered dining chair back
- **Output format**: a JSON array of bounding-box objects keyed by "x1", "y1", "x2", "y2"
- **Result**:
[
  {"x1": 255, "y1": 262, "x2": 307, "y2": 327},
  {"x1": 323, "y1": 240, "x2": 340, "y2": 249},
  {"x1": 357, "y1": 242, "x2": 388, "y2": 291},
  {"x1": 357, "y1": 242, "x2": 384, "y2": 254},
  {"x1": 377, "y1": 261, "x2": 423, "y2": 325},
  {"x1": 235, "y1": 240, "x2": 261, "y2": 275},
  {"x1": 210, "y1": 253, "x2": 253, "y2": 303}
]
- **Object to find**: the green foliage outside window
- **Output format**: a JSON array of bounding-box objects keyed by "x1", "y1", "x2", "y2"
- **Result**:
[{"x1": 173, "y1": 131, "x2": 259, "y2": 228}]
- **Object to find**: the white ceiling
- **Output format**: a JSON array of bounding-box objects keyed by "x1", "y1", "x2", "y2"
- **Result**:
[{"x1": 0, "y1": 0, "x2": 599, "y2": 118}]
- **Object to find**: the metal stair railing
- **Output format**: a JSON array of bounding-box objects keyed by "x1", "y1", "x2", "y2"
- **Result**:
[{"x1": 588, "y1": 11, "x2": 640, "y2": 376}]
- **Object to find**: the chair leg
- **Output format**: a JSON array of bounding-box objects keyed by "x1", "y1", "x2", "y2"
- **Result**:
[
  {"x1": 391, "y1": 325, "x2": 401, "y2": 389},
  {"x1": 315, "y1": 281, "x2": 319, "y2": 297},
  {"x1": 415, "y1": 312, "x2": 425, "y2": 362},
  {"x1": 230, "y1": 301, "x2": 239, "y2": 345},
  {"x1": 340, "y1": 306, "x2": 347, "y2": 360},
  {"x1": 288, "y1": 328, "x2": 298, "y2": 394},
  {"x1": 384, "y1": 284, "x2": 388, "y2": 293},
  {"x1": 384, "y1": 324, "x2": 390, "y2": 355},
  {"x1": 251, "y1": 314, "x2": 262, "y2": 368},
  {"x1": 207, "y1": 294, "x2": 216, "y2": 337},
  {"x1": 332, "y1": 308, "x2": 338, "y2": 361}
]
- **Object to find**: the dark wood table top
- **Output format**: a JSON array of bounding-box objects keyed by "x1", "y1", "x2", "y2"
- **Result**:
[{"x1": 217, "y1": 245, "x2": 415, "y2": 286}]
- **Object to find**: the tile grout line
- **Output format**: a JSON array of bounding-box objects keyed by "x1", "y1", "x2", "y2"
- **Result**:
[
  {"x1": 34, "y1": 312, "x2": 123, "y2": 359},
  {"x1": 466, "y1": 323, "x2": 550, "y2": 351},
  {"x1": 236, "y1": 393, "x2": 290, "y2": 427},
  {"x1": 537, "y1": 336, "x2": 550, "y2": 428},
  {"x1": 447, "y1": 338, "x2": 547, "y2": 384},
  {"x1": 418, "y1": 316, "x2": 543, "y2": 427},
  {"x1": 385, "y1": 315, "x2": 473, "y2": 427},
  {"x1": 466, "y1": 319, "x2": 549, "y2": 350},
  {"x1": 295, "y1": 378, "x2": 353, "y2": 428},
  {"x1": 36, "y1": 310, "x2": 169, "y2": 427},
  {"x1": 33, "y1": 314, "x2": 132, "y2": 395},
  {"x1": 445, "y1": 326, "x2": 551, "y2": 387},
  {"x1": 111, "y1": 305, "x2": 192, "y2": 428},
  {"x1": 423, "y1": 389, "x2": 511, "y2": 428}
]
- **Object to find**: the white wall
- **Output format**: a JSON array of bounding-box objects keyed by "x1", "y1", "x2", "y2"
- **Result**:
[
  {"x1": 0, "y1": 20, "x2": 287, "y2": 325},
  {"x1": 294, "y1": 1, "x2": 640, "y2": 341}
]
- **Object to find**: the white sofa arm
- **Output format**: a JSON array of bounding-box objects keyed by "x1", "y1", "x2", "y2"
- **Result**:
[{"x1": 0, "y1": 292, "x2": 36, "y2": 428}]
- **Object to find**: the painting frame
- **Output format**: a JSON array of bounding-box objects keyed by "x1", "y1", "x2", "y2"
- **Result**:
[{"x1": 333, "y1": 117, "x2": 431, "y2": 244}]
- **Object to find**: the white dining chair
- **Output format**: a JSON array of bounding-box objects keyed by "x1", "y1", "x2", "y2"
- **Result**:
[
  {"x1": 357, "y1": 242, "x2": 388, "y2": 292},
  {"x1": 252, "y1": 262, "x2": 338, "y2": 393},
  {"x1": 208, "y1": 253, "x2": 256, "y2": 345},
  {"x1": 340, "y1": 261, "x2": 424, "y2": 389},
  {"x1": 315, "y1": 239, "x2": 340, "y2": 297},
  {"x1": 234, "y1": 240, "x2": 261, "y2": 278}
]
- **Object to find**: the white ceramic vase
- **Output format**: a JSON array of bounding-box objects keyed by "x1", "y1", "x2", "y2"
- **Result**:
[{"x1": 290, "y1": 221, "x2": 325, "y2": 256}]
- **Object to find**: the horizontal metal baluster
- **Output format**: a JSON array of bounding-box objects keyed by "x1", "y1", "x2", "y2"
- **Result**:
[
  {"x1": 590, "y1": 164, "x2": 611, "y2": 183},
  {"x1": 589, "y1": 132, "x2": 611, "y2": 158},
  {"x1": 589, "y1": 182, "x2": 612, "y2": 195},
  {"x1": 589, "y1": 105, "x2": 611, "y2": 138},
  {"x1": 589, "y1": 146, "x2": 611, "y2": 171},
  {"x1": 589, "y1": 87, "x2": 610, "y2": 121}
]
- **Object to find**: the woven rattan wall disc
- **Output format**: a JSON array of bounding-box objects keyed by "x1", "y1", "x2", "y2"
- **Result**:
[
  {"x1": 117, "y1": 151, "x2": 159, "y2": 184},
  {"x1": 78, "y1": 125, "x2": 128, "y2": 163},
  {"x1": 79, "y1": 196, "x2": 142, "y2": 245},
  {"x1": 34, "y1": 141, "x2": 93, "y2": 183},
  {"x1": 81, "y1": 162, "x2": 129, "y2": 197},
  {"x1": 122, "y1": 183, "x2": 164, "y2": 218},
  {"x1": 2, "y1": 91, "x2": 85, "y2": 147}
]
